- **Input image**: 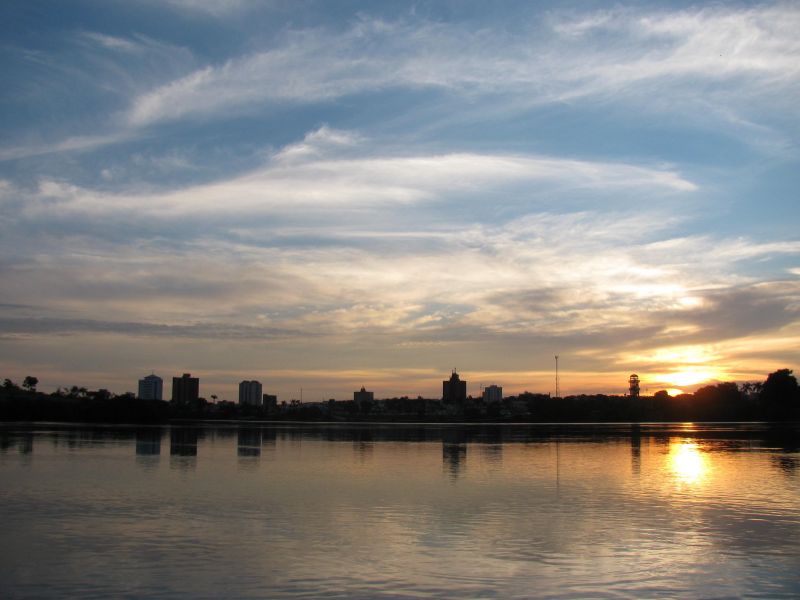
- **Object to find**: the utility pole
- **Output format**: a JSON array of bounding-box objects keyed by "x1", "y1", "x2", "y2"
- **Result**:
[{"x1": 555, "y1": 355, "x2": 560, "y2": 398}]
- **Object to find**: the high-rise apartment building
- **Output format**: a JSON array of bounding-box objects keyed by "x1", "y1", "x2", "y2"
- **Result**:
[
  {"x1": 483, "y1": 384, "x2": 503, "y2": 403},
  {"x1": 138, "y1": 374, "x2": 163, "y2": 400},
  {"x1": 172, "y1": 373, "x2": 199, "y2": 404},
  {"x1": 262, "y1": 394, "x2": 278, "y2": 410},
  {"x1": 239, "y1": 380, "x2": 263, "y2": 406}
]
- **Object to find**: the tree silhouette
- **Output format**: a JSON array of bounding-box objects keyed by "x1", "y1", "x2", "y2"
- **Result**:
[
  {"x1": 761, "y1": 369, "x2": 799, "y2": 420},
  {"x1": 22, "y1": 376, "x2": 38, "y2": 392}
]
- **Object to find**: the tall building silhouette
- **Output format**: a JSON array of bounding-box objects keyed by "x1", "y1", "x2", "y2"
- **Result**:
[
  {"x1": 443, "y1": 370, "x2": 467, "y2": 404},
  {"x1": 239, "y1": 380, "x2": 263, "y2": 406},
  {"x1": 483, "y1": 384, "x2": 502, "y2": 403},
  {"x1": 354, "y1": 386, "x2": 374, "y2": 403},
  {"x1": 262, "y1": 394, "x2": 278, "y2": 410},
  {"x1": 138, "y1": 374, "x2": 163, "y2": 400},
  {"x1": 353, "y1": 386, "x2": 374, "y2": 413},
  {"x1": 172, "y1": 373, "x2": 199, "y2": 404}
]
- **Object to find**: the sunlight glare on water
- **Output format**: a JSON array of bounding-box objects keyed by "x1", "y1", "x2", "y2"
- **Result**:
[{"x1": 670, "y1": 441, "x2": 708, "y2": 486}]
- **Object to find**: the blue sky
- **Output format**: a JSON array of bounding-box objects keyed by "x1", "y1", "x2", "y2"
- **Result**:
[{"x1": 1, "y1": 0, "x2": 798, "y2": 400}]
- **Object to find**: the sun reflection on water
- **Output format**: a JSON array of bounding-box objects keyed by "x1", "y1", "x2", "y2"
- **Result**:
[{"x1": 670, "y1": 441, "x2": 709, "y2": 486}]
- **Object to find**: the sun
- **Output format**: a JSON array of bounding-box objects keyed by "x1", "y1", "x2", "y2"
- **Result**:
[
  {"x1": 629, "y1": 345, "x2": 727, "y2": 390},
  {"x1": 655, "y1": 367, "x2": 721, "y2": 388}
]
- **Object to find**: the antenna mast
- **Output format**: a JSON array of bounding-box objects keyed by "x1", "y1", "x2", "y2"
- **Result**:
[{"x1": 555, "y1": 355, "x2": 560, "y2": 398}]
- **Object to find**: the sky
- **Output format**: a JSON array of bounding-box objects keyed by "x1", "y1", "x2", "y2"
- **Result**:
[{"x1": 0, "y1": 0, "x2": 798, "y2": 401}]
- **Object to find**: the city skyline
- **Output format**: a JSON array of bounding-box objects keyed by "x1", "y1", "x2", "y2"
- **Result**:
[
  {"x1": 1, "y1": 1, "x2": 799, "y2": 402},
  {"x1": 5, "y1": 364, "x2": 785, "y2": 405}
]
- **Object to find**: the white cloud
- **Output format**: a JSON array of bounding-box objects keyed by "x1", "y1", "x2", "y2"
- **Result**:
[
  {"x1": 0, "y1": 132, "x2": 139, "y2": 162},
  {"x1": 81, "y1": 32, "x2": 143, "y2": 53},
  {"x1": 5, "y1": 5, "x2": 795, "y2": 161},
  {"x1": 274, "y1": 126, "x2": 365, "y2": 162},
  {"x1": 4, "y1": 215, "x2": 797, "y2": 366},
  {"x1": 18, "y1": 128, "x2": 695, "y2": 220},
  {"x1": 157, "y1": 0, "x2": 254, "y2": 16},
  {"x1": 123, "y1": 5, "x2": 800, "y2": 130},
  {"x1": 0, "y1": 30, "x2": 196, "y2": 162}
]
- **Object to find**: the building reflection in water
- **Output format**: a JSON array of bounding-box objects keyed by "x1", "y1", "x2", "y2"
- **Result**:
[
  {"x1": 237, "y1": 427, "x2": 262, "y2": 458},
  {"x1": 135, "y1": 428, "x2": 162, "y2": 470},
  {"x1": 630, "y1": 425, "x2": 641, "y2": 476},
  {"x1": 19, "y1": 432, "x2": 33, "y2": 455},
  {"x1": 254, "y1": 428, "x2": 276, "y2": 463},
  {"x1": 442, "y1": 429, "x2": 467, "y2": 479},
  {"x1": 353, "y1": 428, "x2": 374, "y2": 462},
  {"x1": 170, "y1": 427, "x2": 198, "y2": 470},
  {"x1": 443, "y1": 443, "x2": 466, "y2": 478},
  {"x1": 136, "y1": 429, "x2": 162, "y2": 456},
  {"x1": 772, "y1": 455, "x2": 798, "y2": 476},
  {"x1": 170, "y1": 427, "x2": 198, "y2": 456},
  {"x1": 480, "y1": 443, "x2": 503, "y2": 468},
  {"x1": 0, "y1": 431, "x2": 33, "y2": 455}
]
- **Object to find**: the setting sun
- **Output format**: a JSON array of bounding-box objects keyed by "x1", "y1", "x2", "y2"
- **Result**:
[{"x1": 655, "y1": 368, "x2": 722, "y2": 388}]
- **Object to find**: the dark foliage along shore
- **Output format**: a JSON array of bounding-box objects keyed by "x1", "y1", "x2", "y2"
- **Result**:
[{"x1": 1, "y1": 369, "x2": 798, "y2": 424}]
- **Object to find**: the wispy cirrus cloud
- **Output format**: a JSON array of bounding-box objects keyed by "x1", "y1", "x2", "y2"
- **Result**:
[
  {"x1": 3, "y1": 4, "x2": 796, "y2": 165},
  {"x1": 124, "y1": 5, "x2": 800, "y2": 132},
  {"x1": 0, "y1": 29, "x2": 195, "y2": 160},
  {"x1": 151, "y1": 0, "x2": 256, "y2": 17},
  {"x1": 0, "y1": 132, "x2": 141, "y2": 162},
  {"x1": 0, "y1": 316, "x2": 303, "y2": 340},
  {"x1": 9, "y1": 127, "x2": 695, "y2": 222}
]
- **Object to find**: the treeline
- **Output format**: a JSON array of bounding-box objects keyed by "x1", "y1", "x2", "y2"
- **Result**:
[
  {"x1": 489, "y1": 369, "x2": 798, "y2": 422},
  {"x1": 0, "y1": 379, "x2": 170, "y2": 423},
  {"x1": 1, "y1": 369, "x2": 798, "y2": 423},
  {"x1": 515, "y1": 381, "x2": 785, "y2": 423}
]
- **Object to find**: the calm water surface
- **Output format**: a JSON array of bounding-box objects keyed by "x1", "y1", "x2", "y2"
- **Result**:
[{"x1": 1, "y1": 422, "x2": 799, "y2": 599}]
